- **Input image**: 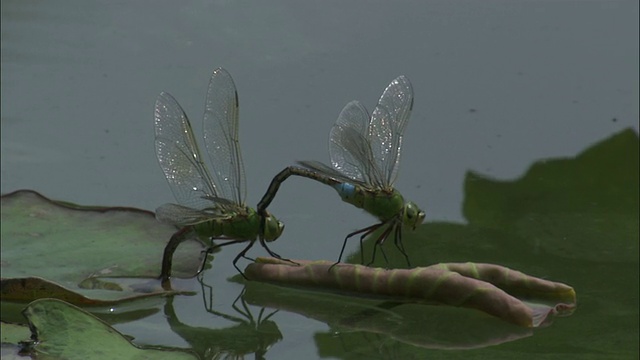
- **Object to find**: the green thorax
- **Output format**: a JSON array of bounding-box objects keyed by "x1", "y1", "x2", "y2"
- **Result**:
[
  {"x1": 333, "y1": 183, "x2": 405, "y2": 221},
  {"x1": 192, "y1": 206, "x2": 261, "y2": 241}
]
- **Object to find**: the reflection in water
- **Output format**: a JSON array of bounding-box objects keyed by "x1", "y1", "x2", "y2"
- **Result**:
[
  {"x1": 200, "y1": 280, "x2": 283, "y2": 359},
  {"x1": 335, "y1": 332, "x2": 420, "y2": 360},
  {"x1": 164, "y1": 274, "x2": 534, "y2": 358},
  {"x1": 163, "y1": 280, "x2": 282, "y2": 360},
  {"x1": 242, "y1": 280, "x2": 533, "y2": 355}
]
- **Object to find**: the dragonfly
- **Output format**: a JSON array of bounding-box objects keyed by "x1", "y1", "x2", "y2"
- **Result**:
[
  {"x1": 257, "y1": 75, "x2": 425, "y2": 266},
  {"x1": 154, "y1": 67, "x2": 285, "y2": 282}
]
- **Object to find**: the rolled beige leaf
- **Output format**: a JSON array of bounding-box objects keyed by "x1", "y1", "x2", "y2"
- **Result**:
[
  {"x1": 245, "y1": 258, "x2": 576, "y2": 327},
  {"x1": 436, "y1": 263, "x2": 576, "y2": 304}
]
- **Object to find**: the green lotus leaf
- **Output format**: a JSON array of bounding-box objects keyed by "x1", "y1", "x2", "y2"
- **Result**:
[
  {"x1": 1, "y1": 321, "x2": 32, "y2": 357},
  {"x1": 20, "y1": 298, "x2": 198, "y2": 359},
  {"x1": 1, "y1": 190, "x2": 206, "y2": 304},
  {"x1": 463, "y1": 128, "x2": 639, "y2": 263}
]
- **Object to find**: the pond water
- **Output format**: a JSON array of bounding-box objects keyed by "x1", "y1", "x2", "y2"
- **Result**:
[{"x1": 1, "y1": 1, "x2": 638, "y2": 359}]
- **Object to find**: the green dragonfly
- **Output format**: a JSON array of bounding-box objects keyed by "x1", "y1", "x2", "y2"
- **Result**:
[
  {"x1": 258, "y1": 75, "x2": 425, "y2": 266},
  {"x1": 154, "y1": 67, "x2": 284, "y2": 282}
]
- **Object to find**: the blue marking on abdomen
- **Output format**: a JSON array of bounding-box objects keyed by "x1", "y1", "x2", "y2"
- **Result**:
[{"x1": 334, "y1": 182, "x2": 356, "y2": 199}]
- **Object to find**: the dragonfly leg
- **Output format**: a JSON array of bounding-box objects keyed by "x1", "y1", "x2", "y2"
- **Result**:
[
  {"x1": 197, "y1": 245, "x2": 218, "y2": 275},
  {"x1": 231, "y1": 288, "x2": 252, "y2": 320},
  {"x1": 329, "y1": 223, "x2": 383, "y2": 271},
  {"x1": 230, "y1": 289, "x2": 279, "y2": 328},
  {"x1": 258, "y1": 238, "x2": 300, "y2": 266},
  {"x1": 357, "y1": 226, "x2": 385, "y2": 264},
  {"x1": 367, "y1": 223, "x2": 395, "y2": 266},
  {"x1": 198, "y1": 284, "x2": 248, "y2": 322},
  {"x1": 259, "y1": 239, "x2": 283, "y2": 259},
  {"x1": 232, "y1": 240, "x2": 258, "y2": 280},
  {"x1": 195, "y1": 238, "x2": 252, "y2": 279},
  {"x1": 259, "y1": 306, "x2": 279, "y2": 323},
  {"x1": 197, "y1": 237, "x2": 231, "y2": 275},
  {"x1": 392, "y1": 224, "x2": 411, "y2": 267},
  {"x1": 198, "y1": 276, "x2": 215, "y2": 312}
]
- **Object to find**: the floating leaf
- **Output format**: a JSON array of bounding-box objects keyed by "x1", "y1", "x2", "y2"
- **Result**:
[
  {"x1": 1, "y1": 321, "x2": 31, "y2": 344},
  {"x1": 0, "y1": 190, "x2": 205, "y2": 303},
  {"x1": 20, "y1": 298, "x2": 198, "y2": 359},
  {"x1": 1, "y1": 321, "x2": 32, "y2": 358},
  {"x1": 463, "y1": 128, "x2": 639, "y2": 263}
]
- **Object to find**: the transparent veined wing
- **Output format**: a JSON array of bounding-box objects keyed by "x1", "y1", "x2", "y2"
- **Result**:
[
  {"x1": 202, "y1": 67, "x2": 247, "y2": 206},
  {"x1": 297, "y1": 160, "x2": 363, "y2": 186},
  {"x1": 328, "y1": 100, "x2": 383, "y2": 186},
  {"x1": 154, "y1": 92, "x2": 219, "y2": 211},
  {"x1": 368, "y1": 75, "x2": 413, "y2": 187},
  {"x1": 155, "y1": 203, "x2": 230, "y2": 226}
]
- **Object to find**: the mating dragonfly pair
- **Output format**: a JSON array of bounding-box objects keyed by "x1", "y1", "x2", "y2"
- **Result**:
[{"x1": 155, "y1": 68, "x2": 425, "y2": 282}]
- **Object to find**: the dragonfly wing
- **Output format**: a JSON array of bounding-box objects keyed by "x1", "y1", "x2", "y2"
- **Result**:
[
  {"x1": 368, "y1": 75, "x2": 414, "y2": 187},
  {"x1": 202, "y1": 67, "x2": 246, "y2": 206},
  {"x1": 328, "y1": 100, "x2": 377, "y2": 185},
  {"x1": 154, "y1": 92, "x2": 219, "y2": 210},
  {"x1": 156, "y1": 203, "x2": 227, "y2": 226}
]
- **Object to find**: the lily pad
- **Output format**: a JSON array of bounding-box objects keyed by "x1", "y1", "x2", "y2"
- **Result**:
[
  {"x1": 0, "y1": 190, "x2": 206, "y2": 303},
  {"x1": 463, "y1": 128, "x2": 639, "y2": 263},
  {"x1": 1, "y1": 321, "x2": 31, "y2": 344},
  {"x1": 20, "y1": 298, "x2": 198, "y2": 359},
  {"x1": 1, "y1": 321, "x2": 32, "y2": 358}
]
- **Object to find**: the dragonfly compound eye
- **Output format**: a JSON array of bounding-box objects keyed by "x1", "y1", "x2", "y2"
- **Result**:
[
  {"x1": 403, "y1": 202, "x2": 425, "y2": 229},
  {"x1": 263, "y1": 216, "x2": 284, "y2": 242}
]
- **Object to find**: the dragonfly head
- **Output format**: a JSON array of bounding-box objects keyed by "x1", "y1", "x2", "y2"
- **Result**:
[
  {"x1": 402, "y1": 202, "x2": 425, "y2": 230},
  {"x1": 262, "y1": 212, "x2": 285, "y2": 242}
]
